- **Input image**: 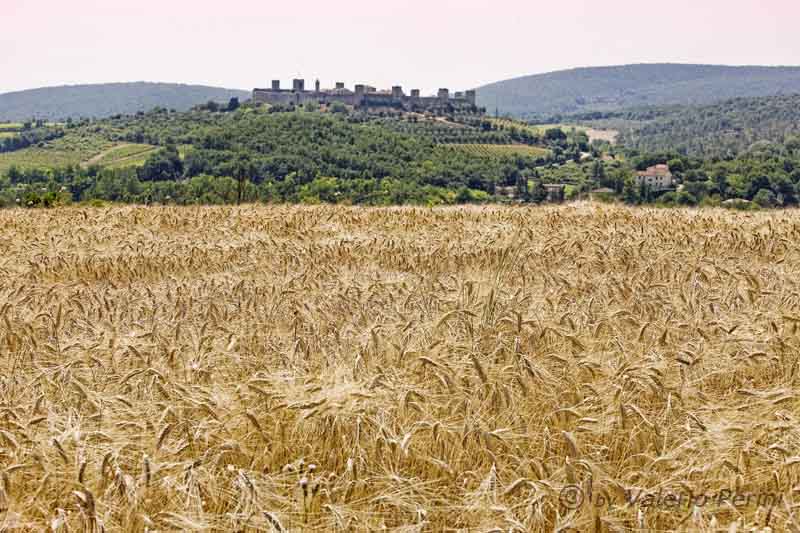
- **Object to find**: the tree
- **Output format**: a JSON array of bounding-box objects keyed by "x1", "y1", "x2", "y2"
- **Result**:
[
  {"x1": 227, "y1": 98, "x2": 240, "y2": 112},
  {"x1": 138, "y1": 145, "x2": 183, "y2": 181},
  {"x1": 638, "y1": 182, "x2": 652, "y2": 203},
  {"x1": 622, "y1": 176, "x2": 639, "y2": 204},
  {"x1": 455, "y1": 187, "x2": 473, "y2": 204},
  {"x1": 667, "y1": 158, "x2": 685, "y2": 174},
  {"x1": 712, "y1": 171, "x2": 729, "y2": 198},
  {"x1": 530, "y1": 180, "x2": 547, "y2": 204},
  {"x1": 768, "y1": 174, "x2": 797, "y2": 205},
  {"x1": 544, "y1": 128, "x2": 567, "y2": 142},
  {"x1": 329, "y1": 102, "x2": 348, "y2": 114},
  {"x1": 7, "y1": 165, "x2": 22, "y2": 184},
  {"x1": 786, "y1": 135, "x2": 800, "y2": 155},
  {"x1": 591, "y1": 160, "x2": 605, "y2": 180},
  {"x1": 232, "y1": 153, "x2": 257, "y2": 205},
  {"x1": 675, "y1": 191, "x2": 697, "y2": 206},
  {"x1": 726, "y1": 173, "x2": 750, "y2": 199},
  {"x1": 515, "y1": 171, "x2": 529, "y2": 201},
  {"x1": 683, "y1": 180, "x2": 710, "y2": 200},
  {"x1": 753, "y1": 188, "x2": 777, "y2": 208}
]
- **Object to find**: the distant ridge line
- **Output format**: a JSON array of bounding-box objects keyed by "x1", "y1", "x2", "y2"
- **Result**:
[
  {"x1": 475, "y1": 63, "x2": 800, "y2": 118},
  {"x1": 0, "y1": 82, "x2": 250, "y2": 121}
]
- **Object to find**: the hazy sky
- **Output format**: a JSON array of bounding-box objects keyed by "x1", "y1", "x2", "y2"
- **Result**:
[{"x1": 2, "y1": 0, "x2": 799, "y2": 95}]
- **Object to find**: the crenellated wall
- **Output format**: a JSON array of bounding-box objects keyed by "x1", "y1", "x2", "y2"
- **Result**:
[{"x1": 253, "y1": 81, "x2": 477, "y2": 111}]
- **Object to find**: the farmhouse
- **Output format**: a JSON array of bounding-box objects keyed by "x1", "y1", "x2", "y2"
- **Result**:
[
  {"x1": 636, "y1": 164, "x2": 675, "y2": 190},
  {"x1": 253, "y1": 79, "x2": 477, "y2": 112}
]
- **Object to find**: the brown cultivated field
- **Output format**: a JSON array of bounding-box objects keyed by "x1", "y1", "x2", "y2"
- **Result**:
[{"x1": 1, "y1": 204, "x2": 799, "y2": 531}]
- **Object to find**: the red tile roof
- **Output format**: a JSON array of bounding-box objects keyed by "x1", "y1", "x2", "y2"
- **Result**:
[{"x1": 638, "y1": 164, "x2": 672, "y2": 177}]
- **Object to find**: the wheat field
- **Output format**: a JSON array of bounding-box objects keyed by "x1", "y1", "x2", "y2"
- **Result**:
[{"x1": 0, "y1": 203, "x2": 798, "y2": 532}]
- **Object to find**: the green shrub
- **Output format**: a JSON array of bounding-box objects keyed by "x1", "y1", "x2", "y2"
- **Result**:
[{"x1": 753, "y1": 188, "x2": 777, "y2": 208}]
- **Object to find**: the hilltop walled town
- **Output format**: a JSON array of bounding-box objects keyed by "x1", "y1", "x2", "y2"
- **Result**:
[{"x1": 253, "y1": 79, "x2": 478, "y2": 112}]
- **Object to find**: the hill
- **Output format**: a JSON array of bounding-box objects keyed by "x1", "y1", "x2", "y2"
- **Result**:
[
  {"x1": 0, "y1": 105, "x2": 563, "y2": 205},
  {"x1": 476, "y1": 64, "x2": 800, "y2": 118},
  {"x1": 3, "y1": 103, "x2": 800, "y2": 209},
  {"x1": 615, "y1": 93, "x2": 800, "y2": 157},
  {"x1": 0, "y1": 82, "x2": 251, "y2": 121}
]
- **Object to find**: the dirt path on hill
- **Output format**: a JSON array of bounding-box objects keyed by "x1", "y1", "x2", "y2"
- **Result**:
[
  {"x1": 83, "y1": 144, "x2": 131, "y2": 166},
  {"x1": 82, "y1": 144, "x2": 158, "y2": 167}
]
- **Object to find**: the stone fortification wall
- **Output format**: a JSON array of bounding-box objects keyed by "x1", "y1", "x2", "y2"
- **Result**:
[{"x1": 253, "y1": 81, "x2": 477, "y2": 110}]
